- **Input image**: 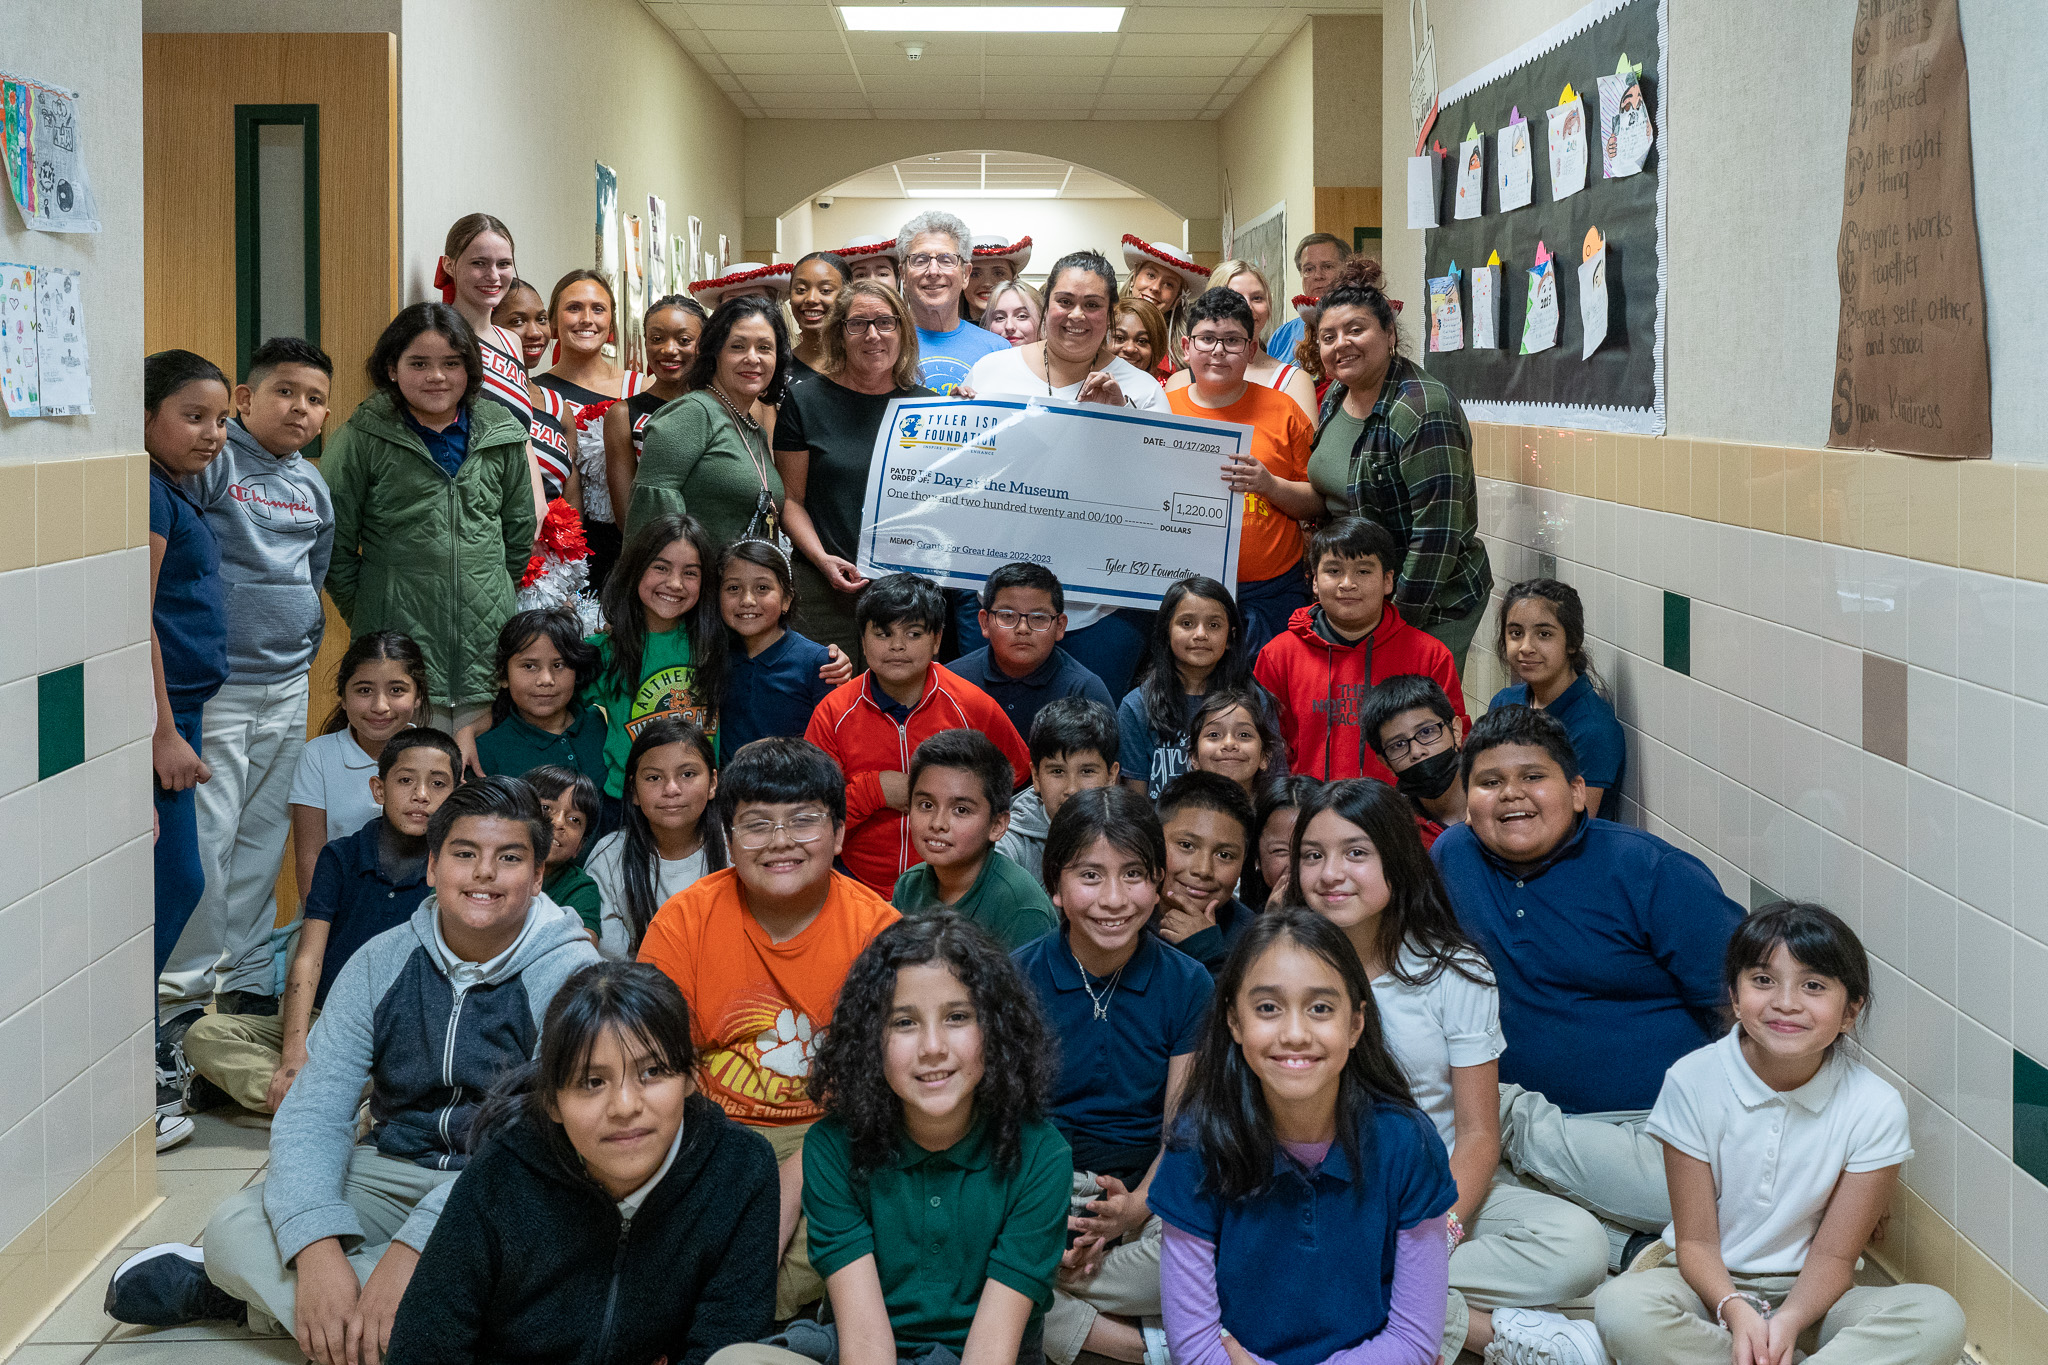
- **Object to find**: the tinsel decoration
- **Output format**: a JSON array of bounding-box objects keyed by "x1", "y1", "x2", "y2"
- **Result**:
[{"x1": 517, "y1": 498, "x2": 603, "y2": 633}]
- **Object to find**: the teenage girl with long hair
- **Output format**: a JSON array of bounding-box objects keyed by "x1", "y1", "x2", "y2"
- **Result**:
[
  {"x1": 583, "y1": 718, "x2": 728, "y2": 960},
  {"x1": 604, "y1": 295, "x2": 707, "y2": 522},
  {"x1": 437, "y1": 213, "x2": 548, "y2": 528},
  {"x1": 534, "y1": 268, "x2": 650, "y2": 590}
]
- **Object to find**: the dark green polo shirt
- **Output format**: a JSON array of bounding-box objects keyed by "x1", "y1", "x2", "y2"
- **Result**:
[
  {"x1": 544, "y1": 863, "x2": 603, "y2": 936},
  {"x1": 891, "y1": 850, "x2": 1058, "y2": 952},
  {"x1": 473, "y1": 706, "x2": 608, "y2": 787},
  {"x1": 802, "y1": 1112, "x2": 1071, "y2": 1348}
]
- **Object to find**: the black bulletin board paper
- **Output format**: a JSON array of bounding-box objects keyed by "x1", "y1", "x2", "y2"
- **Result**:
[{"x1": 1421, "y1": 0, "x2": 1666, "y2": 434}]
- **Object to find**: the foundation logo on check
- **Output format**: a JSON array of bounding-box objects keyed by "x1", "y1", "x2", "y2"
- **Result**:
[{"x1": 896, "y1": 408, "x2": 1000, "y2": 451}]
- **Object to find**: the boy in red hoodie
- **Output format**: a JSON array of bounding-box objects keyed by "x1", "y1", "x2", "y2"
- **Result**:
[
  {"x1": 1253, "y1": 517, "x2": 1468, "y2": 783},
  {"x1": 805, "y1": 573, "x2": 1031, "y2": 895}
]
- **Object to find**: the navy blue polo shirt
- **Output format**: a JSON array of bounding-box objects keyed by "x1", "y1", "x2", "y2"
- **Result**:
[
  {"x1": 302, "y1": 815, "x2": 430, "y2": 1007},
  {"x1": 1012, "y1": 930, "x2": 1211, "y2": 1170},
  {"x1": 721, "y1": 629, "x2": 834, "y2": 755},
  {"x1": 1149, "y1": 1103, "x2": 1456, "y2": 1365},
  {"x1": 950, "y1": 645, "x2": 1114, "y2": 747},
  {"x1": 402, "y1": 404, "x2": 470, "y2": 479},
  {"x1": 1431, "y1": 816, "x2": 1742, "y2": 1113},
  {"x1": 148, "y1": 466, "x2": 229, "y2": 712},
  {"x1": 1486, "y1": 674, "x2": 1628, "y2": 794}
]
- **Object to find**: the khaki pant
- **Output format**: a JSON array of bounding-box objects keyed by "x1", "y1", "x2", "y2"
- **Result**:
[
  {"x1": 183, "y1": 1009, "x2": 318, "y2": 1112},
  {"x1": 1594, "y1": 1263, "x2": 1964, "y2": 1365},
  {"x1": 1496, "y1": 1083, "x2": 1671, "y2": 1233},
  {"x1": 761, "y1": 1120, "x2": 822, "y2": 1320},
  {"x1": 202, "y1": 1147, "x2": 458, "y2": 1336},
  {"x1": 1043, "y1": 1214, "x2": 1162, "y2": 1365},
  {"x1": 1441, "y1": 1179, "x2": 1611, "y2": 1359}
]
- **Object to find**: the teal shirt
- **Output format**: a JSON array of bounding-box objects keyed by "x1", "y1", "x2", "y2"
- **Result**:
[
  {"x1": 473, "y1": 706, "x2": 608, "y2": 787},
  {"x1": 803, "y1": 1113, "x2": 1072, "y2": 1349},
  {"x1": 892, "y1": 850, "x2": 1058, "y2": 951}
]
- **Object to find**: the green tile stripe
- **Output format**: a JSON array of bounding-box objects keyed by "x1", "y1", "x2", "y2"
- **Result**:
[
  {"x1": 2017, "y1": 1050, "x2": 2048, "y2": 1191},
  {"x1": 1662, "y1": 591, "x2": 1691, "y2": 676},
  {"x1": 37, "y1": 663, "x2": 83, "y2": 780}
]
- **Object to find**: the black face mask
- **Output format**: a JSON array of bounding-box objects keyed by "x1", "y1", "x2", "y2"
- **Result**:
[{"x1": 1393, "y1": 747, "x2": 1461, "y2": 801}]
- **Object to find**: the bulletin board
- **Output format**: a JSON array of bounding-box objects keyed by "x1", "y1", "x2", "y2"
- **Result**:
[{"x1": 1420, "y1": 0, "x2": 1666, "y2": 434}]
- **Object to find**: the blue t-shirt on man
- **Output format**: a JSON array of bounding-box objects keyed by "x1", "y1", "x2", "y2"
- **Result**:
[
  {"x1": 148, "y1": 466, "x2": 229, "y2": 712},
  {"x1": 950, "y1": 645, "x2": 1114, "y2": 746},
  {"x1": 915, "y1": 321, "x2": 1009, "y2": 396},
  {"x1": 1266, "y1": 315, "x2": 1305, "y2": 364},
  {"x1": 1431, "y1": 815, "x2": 1742, "y2": 1113},
  {"x1": 1486, "y1": 674, "x2": 1628, "y2": 795}
]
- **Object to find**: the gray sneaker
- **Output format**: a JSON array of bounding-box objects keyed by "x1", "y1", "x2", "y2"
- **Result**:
[{"x1": 1485, "y1": 1308, "x2": 1608, "y2": 1365}]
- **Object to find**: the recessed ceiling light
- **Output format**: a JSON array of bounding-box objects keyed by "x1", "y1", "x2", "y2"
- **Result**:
[{"x1": 840, "y1": 6, "x2": 1125, "y2": 33}]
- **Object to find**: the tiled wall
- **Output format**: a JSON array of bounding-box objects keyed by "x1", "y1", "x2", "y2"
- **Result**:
[
  {"x1": 0, "y1": 453, "x2": 162, "y2": 1351},
  {"x1": 1463, "y1": 424, "x2": 2048, "y2": 1365}
]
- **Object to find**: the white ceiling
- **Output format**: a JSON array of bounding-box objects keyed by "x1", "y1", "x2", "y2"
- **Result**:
[
  {"x1": 824, "y1": 149, "x2": 1141, "y2": 197},
  {"x1": 638, "y1": 0, "x2": 1384, "y2": 121}
]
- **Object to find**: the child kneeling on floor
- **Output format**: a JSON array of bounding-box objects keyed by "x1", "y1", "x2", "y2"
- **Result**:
[
  {"x1": 106, "y1": 777, "x2": 600, "y2": 1363},
  {"x1": 1593, "y1": 902, "x2": 1965, "y2": 1365}
]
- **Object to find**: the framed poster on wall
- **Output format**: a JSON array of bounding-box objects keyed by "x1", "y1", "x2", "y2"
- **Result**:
[{"x1": 1233, "y1": 200, "x2": 1287, "y2": 298}]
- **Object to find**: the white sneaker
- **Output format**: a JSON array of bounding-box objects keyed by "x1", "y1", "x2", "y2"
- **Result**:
[
  {"x1": 155, "y1": 1112, "x2": 195, "y2": 1153},
  {"x1": 1485, "y1": 1308, "x2": 1608, "y2": 1365}
]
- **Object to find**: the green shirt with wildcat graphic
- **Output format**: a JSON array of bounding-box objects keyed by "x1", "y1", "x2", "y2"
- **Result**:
[{"x1": 582, "y1": 626, "x2": 716, "y2": 798}]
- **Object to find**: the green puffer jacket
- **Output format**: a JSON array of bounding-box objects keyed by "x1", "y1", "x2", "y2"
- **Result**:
[{"x1": 320, "y1": 391, "x2": 537, "y2": 707}]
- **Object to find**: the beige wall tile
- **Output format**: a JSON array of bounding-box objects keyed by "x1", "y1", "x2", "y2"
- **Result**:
[
  {"x1": 0, "y1": 1217, "x2": 56, "y2": 1354},
  {"x1": 1717, "y1": 441, "x2": 1751, "y2": 527},
  {"x1": 1904, "y1": 1192, "x2": 1959, "y2": 1295},
  {"x1": 2012, "y1": 1290, "x2": 2048, "y2": 1365},
  {"x1": 1687, "y1": 438, "x2": 1722, "y2": 521},
  {"x1": 1954, "y1": 1233, "x2": 2013, "y2": 1365},
  {"x1": 1597, "y1": 432, "x2": 1619, "y2": 503},
  {"x1": 80, "y1": 457, "x2": 127, "y2": 557},
  {"x1": 1960, "y1": 460, "x2": 2017, "y2": 578},
  {"x1": 127, "y1": 453, "x2": 149, "y2": 548},
  {"x1": 1750, "y1": 446, "x2": 1786, "y2": 534},
  {"x1": 2014, "y1": 464, "x2": 2048, "y2": 583},
  {"x1": 1785, "y1": 447, "x2": 1824, "y2": 540},
  {"x1": 1579, "y1": 431, "x2": 1600, "y2": 497},
  {"x1": 34, "y1": 460, "x2": 84, "y2": 565},
  {"x1": 1822, "y1": 450, "x2": 1862, "y2": 546},
  {"x1": 1617, "y1": 434, "x2": 1641, "y2": 507},
  {"x1": 0, "y1": 464, "x2": 33, "y2": 572},
  {"x1": 1862, "y1": 453, "x2": 1914, "y2": 557},
  {"x1": 1638, "y1": 435, "x2": 1667, "y2": 513},
  {"x1": 1907, "y1": 457, "x2": 1962, "y2": 567}
]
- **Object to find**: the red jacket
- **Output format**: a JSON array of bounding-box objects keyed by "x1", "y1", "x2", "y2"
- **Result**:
[
  {"x1": 804, "y1": 663, "x2": 1030, "y2": 896},
  {"x1": 1252, "y1": 603, "x2": 1468, "y2": 783}
]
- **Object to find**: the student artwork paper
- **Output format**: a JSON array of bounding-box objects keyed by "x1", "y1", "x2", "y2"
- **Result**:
[
  {"x1": 622, "y1": 214, "x2": 647, "y2": 371},
  {"x1": 1406, "y1": 152, "x2": 1441, "y2": 229},
  {"x1": 594, "y1": 161, "x2": 619, "y2": 284},
  {"x1": 0, "y1": 260, "x2": 92, "y2": 417},
  {"x1": 1496, "y1": 108, "x2": 1534, "y2": 211},
  {"x1": 1471, "y1": 253, "x2": 1502, "y2": 350},
  {"x1": 1547, "y1": 87, "x2": 1588, "y2": 200},
  {"x1": 718, "y1": 235, "x2": 730, "y2": 270},
  {"x1": 687, "y1": 216, "x2": 703, "y2": 283},
  {"x1": 0, "y1": 71, "x2": 101, "y2": 233},
  {"x1": 1579, "y1": 228, "x2": 1609, "y2": 359},
  {"x1": 0, "y1": 262, "x2": 37, "y2": 414},
  {"x1": 673, "y1": 234, "x2": 688, "y2": 289},
  {"x1": 1599, "y1": 57, "x2": 1654, "y2": 178},
  {"x1": 1521, "y1": 242, "x2": 1560, "y2": 355},
  {"x1": 1454, "y1": 125, "x2": 1485, "y2": 220},
  {"x1": 646, "y1": 194, "x2": 669, "y2": 299},
  {"x1": 1428, "y1": 262, "x2": 1464, "y2": 351}
]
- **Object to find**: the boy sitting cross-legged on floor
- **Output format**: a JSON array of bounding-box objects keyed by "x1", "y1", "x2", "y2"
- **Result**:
[{"x1": 107, "y1": 776, "x2": 600, "y2": 1365}]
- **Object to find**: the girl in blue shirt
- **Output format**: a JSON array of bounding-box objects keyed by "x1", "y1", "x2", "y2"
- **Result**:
[
  {"x1": 1150, "y1": 907, "x2": 1457, "y2": 1365},
  {"x1": 1485, "y1": 579, "x2": 1626, "y2": 817},
  {"x1": 716, "y1": 538, "x2": 850, "y2": 754}
]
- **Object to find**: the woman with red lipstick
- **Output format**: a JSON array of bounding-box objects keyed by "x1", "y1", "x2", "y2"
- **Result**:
[
  {"x1": 384, "y1": 962, "x2": 780, "y2": 1365},
  {"x1": 605, "y1": 295, "x2": 707, "y2": 524},
  {"x1": 536, "y1": 269, "x2": 649, "y2": 592},
  {"x1": 786, "y1": 251, "x2": 850, "y2": 378}
]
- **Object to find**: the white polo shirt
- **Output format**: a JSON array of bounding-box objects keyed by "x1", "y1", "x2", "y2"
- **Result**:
[
  {"x1": 1647, "y1": 1028, "x2": 1911, "y2": 1274},
  {"x1": 1371, "y1": 944, "x2": 1506, "y2": 1155},
  {"x1": 289, "y1": 728, "x2": 383, "y2": 842}
]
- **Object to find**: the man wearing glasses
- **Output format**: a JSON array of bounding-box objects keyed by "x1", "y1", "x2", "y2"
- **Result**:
[
  {"x1": 1165, "y1": 287, "x2": 1323, "y2": 653},
  {"x1": 894, "y1": 210, "x2": 1009, "y2": 395},
  {"x1": 636, "y1": 736, "x2": 902, "y2": 1322},
  {"x1": 1360, "y1": 673, "x2": 1470, "y2": 847},
  {"x1": 950, "y1": 562, "x2": 1116, "y2": 741}
]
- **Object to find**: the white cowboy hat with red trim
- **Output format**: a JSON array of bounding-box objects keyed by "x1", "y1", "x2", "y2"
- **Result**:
[
  {"x1": 1295, "y1": 290, "x2": 1403, "y2": 318},
  {"x1": 1121, "y1": 236, "x2": 1207, "y2": 292},
  {"x1": 690, "y1": 262, "x2": 794, "y2": 308},
  {"x1": 834, "y1": 235, "x2": 903, "y2": 262},
  {"x1": 971, "y1": 236, "x2": 1033, "y2": 273}
]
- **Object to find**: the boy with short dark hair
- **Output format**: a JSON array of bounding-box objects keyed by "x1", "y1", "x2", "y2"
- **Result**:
[
  {"x1": 109, "y1": 775, "x2": 601, "y2": 1347},
  {"x1": 950, "y1": 562, "x2": 1115, "y2": 741},
  {"x1": 1152, "y1": 771, "x2": 1256, "y2": 974},
  {"x1": 180, "y1": 728, "x2": 462, "y2": 1117},
  {"x1": 892, "y1": 730, "x2": 1057, "y2": 950},
  {"x1": 1253, "y1": 516, "x2": 1467, "y2": 783},
  {"x1": 1361, "y1": 672, "x2": 1467, "y2": 846},
  {"x1": 805, "y1": 573, "x2": 1031, "y2": 896},
  {"x1": 996, "y1": 698, "x2": 1121, "y2": 881},
  {"x1": 636, "y1": 737, "x2": 901, "y2": 1318},
  {"x1": 162, "y1": 337, "x2": 339, "y2": 1032}
]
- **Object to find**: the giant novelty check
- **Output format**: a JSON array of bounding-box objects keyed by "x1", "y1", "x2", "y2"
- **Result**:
[{"x1": 855, "y1": 396, "x2": 1251, "y2": 610}]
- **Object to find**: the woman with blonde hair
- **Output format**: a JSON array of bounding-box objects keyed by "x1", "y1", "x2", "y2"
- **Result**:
[
  {"x1": 772, "y1": 279, "x2": 935, "y2": 656},
  {"x1": 982, "y1": 278, "x2": 1044, "y2": 346},
  {"x1": 1164, "y1": 257, "x2": 1318, "y2": 418}
]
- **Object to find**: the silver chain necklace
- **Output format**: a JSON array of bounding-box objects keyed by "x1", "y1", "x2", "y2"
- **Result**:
[{"x1": 1070, "y1": 945, "x2": 1126, "y2": 1022}]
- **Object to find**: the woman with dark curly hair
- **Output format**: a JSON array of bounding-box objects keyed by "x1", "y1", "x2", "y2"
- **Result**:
[{"x1": 710, "y1": 914, "x2": 1070, "y2": 1365}]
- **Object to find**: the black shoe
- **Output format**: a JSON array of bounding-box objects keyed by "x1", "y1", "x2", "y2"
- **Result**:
[
  {"x1": 184, "y1": 1069, "x2": 233, "y2": 1114},
  {"x1": 155, "y1": 1008, "x2": 206, "y2": 1090},
  {"x1": 156, "y1": 1079, "x2": 188, "y2": 1120},
  {"x1": 214, "y1": 990, "x2": 278, "y2": 1017},
  {"x1": 104, "y1": 1244, "x2": 246, "y2": 1327}
]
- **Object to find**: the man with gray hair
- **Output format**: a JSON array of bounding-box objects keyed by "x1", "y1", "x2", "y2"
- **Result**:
[
  {"x1": 1266, "y1": 231, "x2": 1353, "y2": 362},
  {"x1": 896, "y1": 209, "x2": 1007, "y2": 394}
]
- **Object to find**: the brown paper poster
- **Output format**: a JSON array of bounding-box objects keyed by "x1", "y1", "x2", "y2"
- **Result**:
[{"x1": 1828, "y1": 0, "x2": 1991, "y2": 457}]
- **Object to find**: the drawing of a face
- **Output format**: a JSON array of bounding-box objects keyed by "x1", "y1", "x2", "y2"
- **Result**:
[
  {"x1": 1620, "y1": 82, "x2": 1645, "y2": 116},
  {"x1": 1536, "y1": 269, "x2": 1556, "y2": 309},
  {"x1": 1468, "y1": 150, "x2": 1482, "y2": 173},
  {"x1": 1514, "y1": 128, "x2": 1527, "y2": 155},
  {"x1": 1592, "y1": 261, "x2": 1605, "y2": 290},
  {"x1": 1564, "y1": 110, "x2": 1582, "y2": 140}
]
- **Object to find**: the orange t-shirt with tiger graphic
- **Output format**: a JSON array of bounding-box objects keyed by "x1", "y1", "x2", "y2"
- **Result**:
[{"x1": 636, "y1": 867, "x2": 900, "y2": 1126}]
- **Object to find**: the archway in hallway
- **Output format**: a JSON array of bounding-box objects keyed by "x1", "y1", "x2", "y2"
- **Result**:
[{"x1": 775, "y1": 148, "x2": 1190, "y2": 286}]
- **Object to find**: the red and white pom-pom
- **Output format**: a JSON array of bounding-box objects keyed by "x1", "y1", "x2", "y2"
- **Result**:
[{"x1": 517, "y1": 499, "x2": 602, "y2": 633}]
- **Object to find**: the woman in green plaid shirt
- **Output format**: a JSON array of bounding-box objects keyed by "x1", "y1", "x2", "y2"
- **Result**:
[{"x1": 1304, "y1": 259, "x2": 1493, "y2": 673}]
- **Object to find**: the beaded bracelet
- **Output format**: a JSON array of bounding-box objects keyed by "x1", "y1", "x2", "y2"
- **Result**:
[
  {"x1": 1445, "y1": 1211, "x2": 1466, "y2": 1253},
  {"x1": 1714, "y1": 1291, "x2": 1773, "y2": 1328}
]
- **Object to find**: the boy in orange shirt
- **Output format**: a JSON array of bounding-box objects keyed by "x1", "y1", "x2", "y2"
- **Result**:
[
  {"x1": 1167, "y1": 287, "x2": 1323, "y2": 653},
  {"x1": 636, "y1": 737, "x2": 900, "y2": 1318}
]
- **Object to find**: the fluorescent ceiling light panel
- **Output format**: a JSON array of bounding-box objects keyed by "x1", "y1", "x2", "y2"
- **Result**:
[
  {"x1": 910, "y1": 187, "x2": 1060, "y2": 198},
  {"x1": 840, "y1": 6, "x2": 1125, "y2": 33}
]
